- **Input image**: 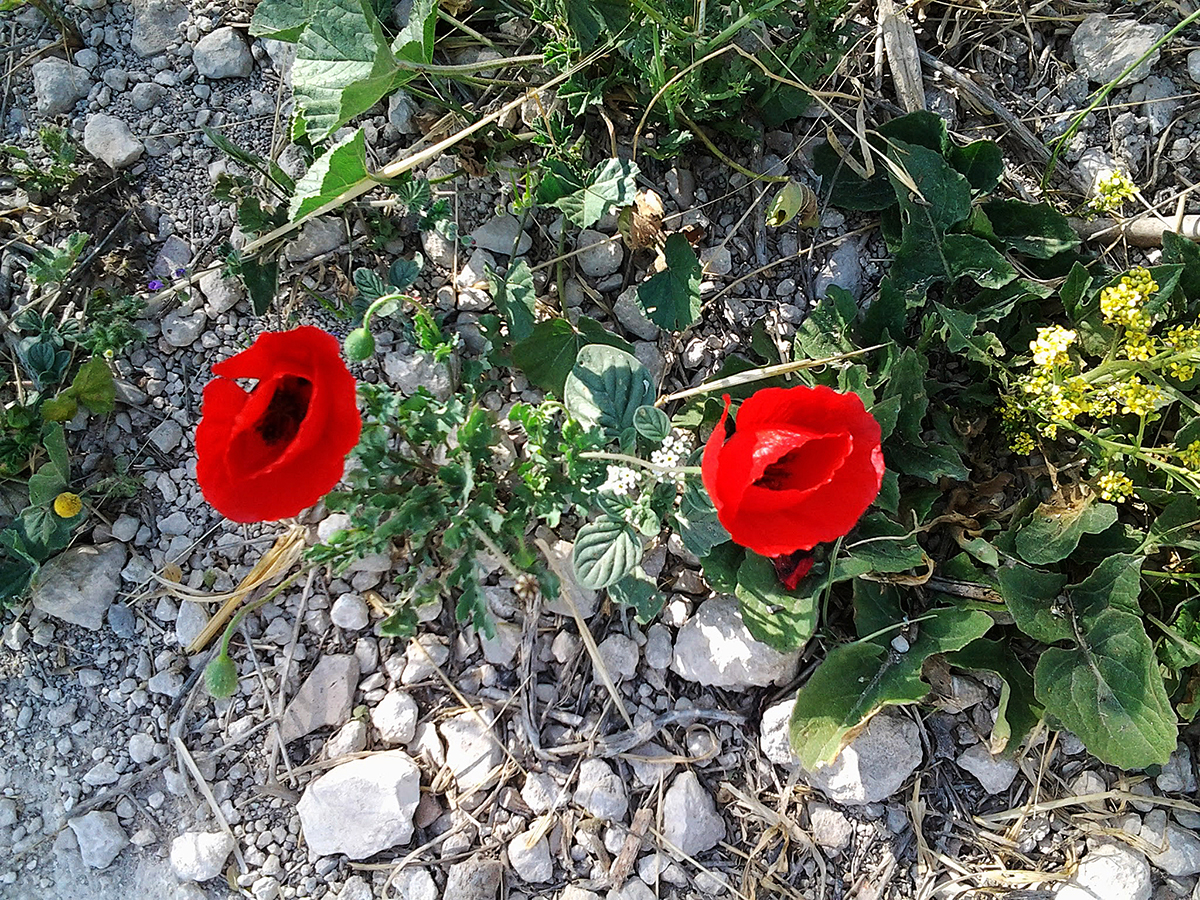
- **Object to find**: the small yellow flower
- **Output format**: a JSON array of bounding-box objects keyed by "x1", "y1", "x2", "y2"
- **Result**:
[
  {"x1": 1089, "y1": 170, "x2": 1137, "y2": 213},
  {"x1": 1121, "y1": 331, "x2": 1157, "y2": 362},
  {"x1": 1096, "y1": 470, "x2": 1134, "y2": 503},
  {"x1": 1117, "y1": 377, "x2": 1162, "y2": 417},
  {"x1": 1099, "y1": 267, "x2": 1158, "y2": 332},
  {"x1": 1030, "y1": 326, "x2": 1077, "y2": 368},
  {"x1": 1180, "y1": 440, "x2": 1200, "y2": 471},
  {"x1": 53, "y1": 491, "x2": 82, "y2": 518},
  {"x1": 1009, "y1": 432, "x2": 1035, "y2": 455}
]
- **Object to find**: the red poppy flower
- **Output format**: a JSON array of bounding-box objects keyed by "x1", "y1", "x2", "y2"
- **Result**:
[
  {"x1": 196, "y1": 327, "x2": 361, "y2": 523},
  {"x1": 701, "y1": 386, "x2": 884, "y2": 558}
]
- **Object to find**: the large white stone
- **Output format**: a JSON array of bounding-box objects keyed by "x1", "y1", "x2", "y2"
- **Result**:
[
  {"x1": 1057, "y1": 842, "x2": 1150, "y2": 900},
  {"x1": 661, "y1": 772, "x2": 724, "y2": 856},
  {"x1": 296, "y1": 752, "x2": 420, "y2": 859},
  {"x1": 1070, "y1": 13, "x2": 1164, "y2": 85},
  {"x1": 32, "y1": 58, "x2": 92, "y2": 115},
  {"x1": 32, "y1": 542, "x2": 126, "y2": 630},
  {"x1": 83, "y1": 115, "x2": 144, "y2": 170},
  {"x1": 573, "y1": 758, "x2": 627, "y2": 822},
  {"x1": 194, "y1": 27, "x2": 253, "y2": 79},
  {"x1": 68, "y1": 811, "x2": 128, "y2": 869},
  {"x1": 279, "y1": 654, "x2": 359, "y2": 744},
  {"x1": 802, "y1": 711, "x2": 922, "y2": 805},
  {"x1": 170, "y1": 831, "x2": 235, "y2": 881},
  {"x1": 671, "y1": 596, "x2": 801, "y2": 689},
  {"x1": 440, "y1": 709, "x2": 504, "y2": 795}
]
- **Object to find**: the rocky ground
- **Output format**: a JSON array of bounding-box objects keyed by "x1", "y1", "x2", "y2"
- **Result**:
[{"x1": 3, "y1": 0, "x2": 1200, "y2": 899}]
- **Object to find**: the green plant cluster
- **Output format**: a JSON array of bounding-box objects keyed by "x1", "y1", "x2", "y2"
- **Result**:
[{"x1": 772, "y1": 111, "x2": 1200, "y2": 770}]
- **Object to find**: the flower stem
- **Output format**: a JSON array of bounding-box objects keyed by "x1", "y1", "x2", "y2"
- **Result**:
[{"x1": 579, "y1": 451, "x2": 700, "y2": 476}]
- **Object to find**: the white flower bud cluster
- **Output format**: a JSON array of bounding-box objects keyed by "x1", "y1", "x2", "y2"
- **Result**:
[{"x1": 599, "y1": 465, "x2": 640, "y2": 496}]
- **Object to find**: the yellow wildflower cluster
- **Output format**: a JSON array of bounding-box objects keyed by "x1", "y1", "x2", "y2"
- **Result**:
[
  {"x1": 1000, "y1": 396, "x2": 1036, "y2": 454},
  {"x1": 1096, "y1": 469, "x2": 1135, "y2": 502},
  {"x1": 1165, "y1": 326, "x2": 1200, "y2": 381},
  {"x1": 1089, "y1": 170, "x2": 1138, "y2": 214},
  {"x1": 1179, "y1": 440, "x2": 1200, "y2": 470},
  {"x1": 1115, "y1": 377, "x2": 1163, "y2": 417},
  {"x1": 1100, "y1": 267, "x2": 1158, "y2": 333},
  {"x1": 1030, "y1": 325, "x2": 1076, "y2": 368}
]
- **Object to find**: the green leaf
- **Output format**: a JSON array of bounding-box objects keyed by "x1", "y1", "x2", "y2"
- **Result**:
[
  {"x1": 291, "y1": 0, "x2": 396, "y2": 142},
  {"x1": 794, "y1": 285, "x2": 858, "y2": 360},
  {"x1": 1036, "y1": 606, "x2": 1175, "y2": 768},
  {"x1": 241, "y1": 254, "x2": 279, "y2": 316},
  {"x1": 886, "y1": 140, "x2": 972, "y2": 240},
  {"x1": 43, "y1": 423, "x2": 68, "y2": 479},
  {"x1": 884, "y1": 348, "x2": 928, "y2": 445},
  {"x1": 675, "y1": 480, "x2": 729, "y2": 559},
  {"x1": 353, "y1": 267, "x2": 388, "y2": 301},
  {"x1": 633, "y1": 405, "x2": 670, "y2": 443},
  {"x1": 608, "y1": 567, "x2": 663, "y2": 623},
  {"x1": 289, "y1": 128, "x2": 369, "y2": 220},
  {"x1": 835, "y1": 527, "x2": 926, "y2": 581},
  {"x1": 389, "y1": 254, "x2": 422, "y2": 290},
  {"x1": 27, "y1": 462, "x2": 67, "y2": 507},
  {"x1": 811, "y1": 141, "x2": 896, "y2": 212},
  {"x1": 980, "y1": 200, "x2": 1081, "y2": 259},
  {"x1": 563, "y1": 345, "x2": 655, "y2": 444},
  {"x1": 391, "y1": 0, "x2": 436, "y2": 62},
  {"x1": 512, "y1": 319, "x2": 579, "y2": 396},
  {"x1": 948, "y1": 140, "x2": 1003, "y2": 193},
  {"x1": 788, "y1": 607, "x2": 993, "y2": 768},
  {"x1": 70, "y1": 357, "x2": 115, "y2": 414},
  {"x1": 40, "y1": 393, "x2": 77, "y2": 423},
  {"x1": 1014, "y1": 497, "x2": 1118, "y2": 565},
  {"x1": 249, "y1": 0, "x2": 315, "y2": 40},
  {"x1": 1144, "y1": 498, "x2": 1200, "y2": 552},
  {"x1": 577, "y1": 316, "x2": 634, "y2": 354},
  {"x1": 572, "y1": 516, "x2": 642, "y2": 590},
  {"x1": 944, "y1": 638, "x2": 1041, "y2": 754},
  {"x1": 932, "y1": 301, "x2": 1006, "y2": 366},
  {"x1": 999, "y1": 563, "x2": 1070, "y2": 643},
  {"x1": 888, "y1": 442, "x2": 969, "y2": 482},
  {"x1": 1163, "y1": 230, "x2": 1200, "y2": 303},
  {"x1": 699, "y1": 542, "x2": 743, "y2": 594},
  {"x1": 489, "y1": 259, "x2": 536, "y2": 343},
  {"x1": 940, "y1": 235, "x2": 1019, "y2": 289},
  {"x1": 0, "y1": 552, "x2": 36, "y2": 603},
  {"x1": 636, "y1": 234, "x2": 702, "y2": 331},
  {"x1": 735, "y1": 551, "x2": 817, "y2": 652},
  {"x1": 537, "y1": 158, "x2": 639, "y2": 229}
]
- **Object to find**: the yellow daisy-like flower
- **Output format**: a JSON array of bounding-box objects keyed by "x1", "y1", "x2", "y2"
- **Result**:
[{"x1": 53, "y1": 491, "x2": 82, "y2": 518}]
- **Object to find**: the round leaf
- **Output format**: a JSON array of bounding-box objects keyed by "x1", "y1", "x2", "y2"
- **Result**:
[
  {"x1": 632, "y1": 405, "x2": 670, "y2": 442},
  {"x1": 572, "y1": 516, "x2": 642, "y2": 590},
  {"x1": 564, "y1": 345, "x2": 655, "y2": 442}
]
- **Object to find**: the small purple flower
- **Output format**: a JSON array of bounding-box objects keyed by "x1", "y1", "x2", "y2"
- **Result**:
[
  {"x1": 147, "y1": 279, "x2": 164, "y2": 291},
  {"x1": 174, "y1": 267, "x2": 187, "y2": 278}
]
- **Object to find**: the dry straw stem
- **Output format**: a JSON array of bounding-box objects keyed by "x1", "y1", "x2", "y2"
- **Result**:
[
  {"x1": 879, "y1": 0, "x2": 925, "y2": 114},
  {"x1": 180, "y1": 523, "x2": 308, "y2": 653}
]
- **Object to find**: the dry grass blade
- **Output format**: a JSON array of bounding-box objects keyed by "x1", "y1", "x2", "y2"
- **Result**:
[
  {"x1": 879, "y1": 0, "x2": 925, "y2": 113},
  {"x1": 182, "y1": 524, "x2": 307, "y2": 653},
  {"x1": 723, "y1": 780, "x2": 827, "y2": 900}
]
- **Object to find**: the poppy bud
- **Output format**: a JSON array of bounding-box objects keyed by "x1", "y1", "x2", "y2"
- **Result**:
[
  {"x1": 205, "y1": 653, "x2": 238, "y2": 698},
  {"x1": 344, "y1": 327, "x2": 375, "y2": 361}
]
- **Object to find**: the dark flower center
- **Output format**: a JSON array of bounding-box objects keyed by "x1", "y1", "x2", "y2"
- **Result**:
[
  {"x1": 753, "y1": 434, "x2": 849, "y2": 493},
  {"x1": 256, "y1": 375, "x2": 312, "y2": 446}
]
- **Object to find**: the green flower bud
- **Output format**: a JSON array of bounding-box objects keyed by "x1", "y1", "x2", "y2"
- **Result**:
[
  {"x1": 344, "y1": 327, "x2": 375, "y2": 361},
  {"x1": 205, "y1": 653, "x2": 238, "y2": 699}
]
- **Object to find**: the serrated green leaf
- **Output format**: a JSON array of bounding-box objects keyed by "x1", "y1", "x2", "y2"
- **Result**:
[
  {"x1": 249, "y1": 0, "x2": 315, "y2": 40},
  {"x1": 735, "y1": 551, "x2": 817, "y2": 652},
  {"x1": 537, "y1": 158, "x2": 639, "y2": 229},
  {"x1": 353, "y1": 267, "x2": 388, "y2": 301},
  {"x1": 633, "y1": 405, "x2": 670, "y2": 443},
  {"x1": 564, "y1": 345, "x2": 655, "y2": 443},
  {"x1": 1014, "y1": 497, "x2": 1118, "y2": 565},
  {"x1": 40, "y1": 393, "x2": 77, "y2": 423},
  {"x1": 609, "y1": 567, "x2": 663, "y2": 623},
  {"x1": 489, "y1": 259, "x2": 536, "y2": 343},
  {"x1": 572, "y1": 516, "x2": 642, "y2": 590},
  {"x1": 291, "y1": 0, "x2": 395, "y2": 142},
  {"x1": 637, "y1": 234, "x2": 701, "y2": 331},
  {"x1": 794, "y1": 285, "x2": 858, "y2": 360},
  {"x1": 70, "y1": 357, "x2": 115, "y2": 415},
  {"x1": 289, "y1": 128, "x2": 369, "y2": 220},
  {"x1": 389, "y1": 254, "x2": 422, "y2": 290},
  {"x1": 788, "y1": 607, "x2": 993, "y2": 768},
  {"x1": 932, "y1": 301, "x2": 1005, "y2": 366},
  {"x1": 27, "y1": 462, "x2": 67, "y2": 507}
]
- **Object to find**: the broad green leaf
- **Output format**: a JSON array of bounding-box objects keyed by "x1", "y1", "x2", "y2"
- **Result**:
[
  {"x1": 1036, "y1": 607, "x2": 1175, "y2": 769},
  {"x1": 811, "y1": 140, "x2": 896, "y2": 211},
  {"x1": 577, "y1": 316, "x2": 635, "y2": 354},
  {"x1": 940, "y1": 235, "x2": 1018, "y2": 289},
  {"x1": 933, "y1": 301, "x2": 1005, "y2": 366},
  {"x1": 888, "y1": 442, "x2": 969, "y2": 482},
  {"x1": 998, "y1": 563, "x2": 1071, "y2": 643},
  {"x1": 637, "y1": 234, "x2": 701, "y2": 331},
  {"x1": 948, "y1": 140, "x2": 1003, "y2": 193},
  {"x1": 40, "y1": 394, "x2": 77, "y2": 423},
  {"x1": 564, "y1": 0, "x2": 632, "y2": 52},
  {"x1": 1060, "y1": 261, "x2": 1094, "y2": 320},
  {"x1": 249, "y1": 0, "x2": 315, "y2": 40},
  {"x1": 852, "y1": 579, "x2": 904, "y2": 640},
  {"x1": 674, "y1": 480, "x2": 729, "y2": 559},
  {"x1": 512, "y1": 318, "x2": 579, "y2": 396},
  {"x1": 27, "y1": 462, "x2": 67, "y2": 507},
  {"x1": 979, "y1": 200, "x2": 1080, "y2": 259},
  {"x1": 609, "y1": 567, "x2": 663, "y2": 623},
  {"x1": 632, "y1": 405, "x2": 670, "y2": 443},
  {"x1": 43, "y1": 424, "x2": 68, "y2": 479},
  {"x1": 488, "y1": 259, "x2": 536, "y2": 342},
  {"x1": 788, "y1": 607, "x2": 993, "y2": 768},
  {"x1": 241, "y1": 254, "x2": 279, "y2": 316},
  {"x1": 794, "y1": 285, "x2": 858, "y2": 360},
  {"x1": 353, "y1": 267, "x2": 388, "y2": 301},
  {"x1": 735, "y1": 552, "x2": 817, "y2": 652},
  {"x1": 699, "y1": 542, "x2": 743, "y2": 594},
  {"x1": 1013, "y1": 497, "x2": 1118, "y2": 565},
  {"x1": 391, "y1": 0, "x2": 436, "y2": 63},
  {"x1": 71, "y1": 357, "x2": 115, "y2": 414},
  {"x1": 0, "y1": 553, "x2": 36, "y2": 602},
  {"x1": 886, "y1": 139, "x2": 972, "y2": 240},
  {"x1": 291, "y1": 0, "x2": 395, "y2": 142},
  {"x1": 1144, "y1": 497, "x2": 1200, "y2": 552},
  {"x1": 1163, "y1": 230, "x2": 1200, "y2": 303},
  {"x1": 944, "y1": 638, "x2": 1041, "y2": 754},
  {"x1": 884, "y1": 347, "x2": 927, "y2": 445},
  {"x1": 572, "y1": 516, "x2": 642, "y2": 590},
  {"x1": 289, "y1": 128, "x2": 369, "y2": 220},
  {"x1": 563, "y1": 345, "x2": 655, "y2": 443},
  {"x1": 389, "y1": 254, "x2": 422, "y2": 290},
  {"x1": 537, "y1": 158, "x2": 639, "y2": 229},
  {"x1": 879, "y1": 110, "x2": 949, "y2": 152},
  {"x1": 834, "y1": 518, "x2": 926, "y2": 581}
]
